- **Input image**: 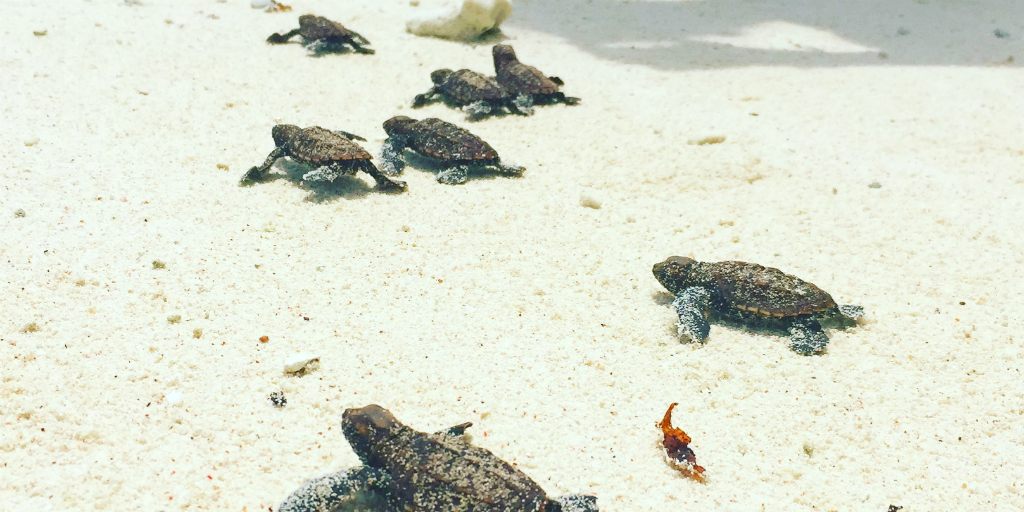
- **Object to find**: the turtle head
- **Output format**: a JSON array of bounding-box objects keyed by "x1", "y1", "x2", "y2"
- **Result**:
[
  {"x1": 271, "y1": 124, "x2": 301, "y2": 147},
  {"x1": 342, "y1": 405, "x2": 401, "y2": 465},
  {"x1": 492, "y1": 44, "x2": 518, "y2": 70},
  {"x1": 382, "y1": 116, "x2": 417, "y2": 138},
  {"x1": 652, "y1": 256, "x2": 697, "y2": 294},
  {"x1": 430, "y1": 68, "x2": 454, "y2": 85},
  {"x1": 298, "y1": 14, "x2": 317, "y2": 27}
]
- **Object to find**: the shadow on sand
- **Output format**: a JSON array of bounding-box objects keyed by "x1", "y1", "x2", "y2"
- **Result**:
[{"x1": 508, "y1": 0, "x2": 1022, "y2": 70}]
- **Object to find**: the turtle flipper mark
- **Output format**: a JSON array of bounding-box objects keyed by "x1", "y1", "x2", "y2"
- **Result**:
[
  {"x1": 788, "y1": 317, "x2": 829, "y2": 355},
  {"x1": 379, "y1": 137, "x2": 408, "y2": 176},
  {"x1": 437, "y1": 165, "x2": 470, "y2": 185},
  {"x1": 278, "y1": 466, "x2": 387, "y2": 512},
  {"x1": 672, "y1": 287, "x2": 711, "y2": 343}
]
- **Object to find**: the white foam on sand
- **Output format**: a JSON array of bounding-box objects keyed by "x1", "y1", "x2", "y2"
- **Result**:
[{"x1": 2, "y1": 1, "x2": 1023, "y2": 511}]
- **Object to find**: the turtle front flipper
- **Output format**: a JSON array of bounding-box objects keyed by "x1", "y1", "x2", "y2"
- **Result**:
[
  {"x1": 267, "y1": 28, "x2": 301, "y2": 44},
  {"x1": 437, "y1": 165, "x2": 470, "y2": 185},
  {"x1": 278, "y1": 465, "x2": 388, "y2": 512},
  {"x1": 412, "y1": 87, "x2": 441, "y2": 108},
  {"x1": 672, "y1": 287, "x2": 711, "y2": 343},
  {"x1": 788, "y1": 317, "x2": 829, "y2": 355},
  {"x1": 379, "y1": 137, "x2": 408, "y2": 176},
  {"x1": 360, "y1": 161, "x2": 407, "y2": 192},
  {"x1": 436, "y1": 422, "x2": 473, "y2": 437},
  {"x1": 334, "y1": 130, "x2": 367, "y2": 142},
  {"x1": 547, "y1": 494, "x2": 599, "y2": 512},
  {"x1": 241, "y1": 147, "x2": 286, "y2": 184}
]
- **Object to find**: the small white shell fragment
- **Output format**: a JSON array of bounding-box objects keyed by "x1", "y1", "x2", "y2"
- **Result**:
[
  {"x1": 283, "y1": 353, "x2": 320, "y2": 374},
  {"x1": 165, "y1": 391, "x2": 183, "y2": 406},
  {"x1": 407, "y1": 0, "x2": 511, "y2": 41},
  {"x1": 250, "y1": 0, "x2": 271, "y2": 9},
  {"x1": 24, "y1": 135, "x2": 40, "y2": 146}
]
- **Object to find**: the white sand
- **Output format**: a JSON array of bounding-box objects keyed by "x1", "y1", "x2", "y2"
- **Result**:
[{"x1": 3, "y1": 1, "x2": 1023, "y2": 511}]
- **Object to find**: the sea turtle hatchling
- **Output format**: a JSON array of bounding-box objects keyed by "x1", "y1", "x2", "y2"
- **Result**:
[
  {"x1": 278, "y1": 404, "x2": 599, "y2": 512},
  {"x1": 267, "y1": 14, "x2": 374, "y2": 55},
  {"x1": 412, "y1": 68, "x2": 514, "y2": 120},
  {"x1": 492, "y1": 44, "x2": 581, "y2": 115},
  {"x1": 241, "y1": 124, "x2": 406, "y2": 191},
  {"x1": 379, "y1": 116, "x2": 524, "y2": 185},
  {"x1": 652, "y1": 256, "x2": 864, "y2": 355}
]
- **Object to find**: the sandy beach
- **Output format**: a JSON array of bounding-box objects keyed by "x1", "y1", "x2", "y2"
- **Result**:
[{"x1": 3, "y1": 0, "x2": 1023, "y2": 510}]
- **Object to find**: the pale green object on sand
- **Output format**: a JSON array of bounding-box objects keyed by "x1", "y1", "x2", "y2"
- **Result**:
[{"x1": 407, "y1": 0, "x2": 511, "y2": 41}]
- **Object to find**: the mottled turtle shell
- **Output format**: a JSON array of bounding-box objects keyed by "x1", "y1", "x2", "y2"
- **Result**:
[
  {"x1": 493, "y1": 45, "x2": 561, "y2": 96},
  {"x1": 343, "y1": 405, "x2": 549, "y2": 512},
  {"x1": 277, "y1": 125, "x2": 371, "y2": 165},
  {"x1": 297, "y1": 14, "x2": 355, "y2": 40},
  {"x1": 404, "y1": 118, "x2": 499, "y2": 163},
  {"x1": 438, "y1": 69, "x2": 510, "y2": 103},
  {"x1": 696, "y1": 261, "x2": 837, "y2": 318}
]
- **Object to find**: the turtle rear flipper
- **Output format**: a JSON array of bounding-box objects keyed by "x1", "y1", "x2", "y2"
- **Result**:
[
  {"x1": 464, "y1": 100, "x2": 494, "y2": 119},
  {"x1": 267, "y1": 29, "x2": 300, "y2": 44},
  {"x1": 788, "y1": 318, "x2": 829, "y2": 355},
  {"x1": 278, "y1": 466, "x2": 388, "y2": 512},
  {"x1": 838, "y1": 304, "x2": 864, "y2": 320},
  {"x1": 511, "y1": 93, "x2": 535, "y2": 116},
  {"x1": 379, "y1": 137, "x2": 408, "y2": 176},
  {"x1": 437, "y1": 165, "x2": 471, "y2": 185},
  {"x1": 672, "y1": 287, "x2": 711, "y2": 343},
  {"x1": 548, "y1": 494, "x2": 599, "y2": 512}
]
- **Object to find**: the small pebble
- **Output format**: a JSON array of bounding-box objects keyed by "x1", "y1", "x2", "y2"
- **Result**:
[
  {"x1": 284, "y1": 353, "x2": 320, "y2": 374},
  {"x1": 24, "y1": 135, "x2": 40, "y2": 146},
  {"x1": 259, "y1": 335, "x2": 269, "y2": 343},
  {"x1": 868, "y1": 181, "x2": 882, "y2": 189},
  {"x1": 33, "y1": 30, "x2": 47, "y2": 36},
  {"x1": 269, "y1": 391, "x2": 287, "y2": 407},
  {"x1": 579, "y1": 194, "x2": 602, "y2": 210},
  {"x1": 14, "y1": 209, "x2": 26, "y2": 218},
  {"x1": 166, "y1": 391, "x2": 183, "y2": 406},
  {"x1": 250, "y1": 0, "x2": 271, "y2": 8},
  {"x1": 994, "y1": 29, "x2": 1010, "y2": 39}
]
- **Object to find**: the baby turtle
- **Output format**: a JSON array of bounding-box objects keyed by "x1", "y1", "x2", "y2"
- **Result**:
[
  {"x1": 267, "y1": 14, "x2": 374, "y2": 55},
  {"x1": 379, "y1": 116, "x2": 523, "y2": 185},
  {"x1": 492, "y1": 45, "x2": 580, "y2": 115},
  {"x1": 278, "y1": 404, "x2": 599, "y2": 512},
  {"x1": 241, "y1": 124, "x2": 406, "y2": 191},
  {"x1": 412, "y1": 68, "x2": 513, "y2": 120},
  {"x1": 652, "y1": 256, "x2": 864, "y2": 355}
]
